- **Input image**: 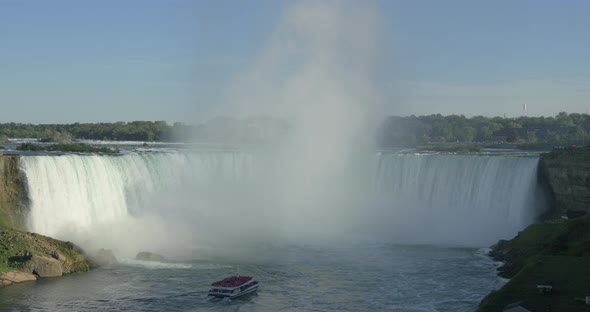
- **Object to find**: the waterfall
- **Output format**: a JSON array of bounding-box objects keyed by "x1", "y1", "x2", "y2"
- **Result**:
[
  {"x1": 372, "y1": 152, "x2": 545, "y2": 246},
  {"x1": 20, "y1": 152, "x2": 253, "y2": 238},
  {"x1": 19, "y1": 151, "x2": 546, "y2": 247}
]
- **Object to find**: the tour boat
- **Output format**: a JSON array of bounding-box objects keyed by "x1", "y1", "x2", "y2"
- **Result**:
[{"x1": 208, "y1": 275, "x2": 259, "y2": 299}]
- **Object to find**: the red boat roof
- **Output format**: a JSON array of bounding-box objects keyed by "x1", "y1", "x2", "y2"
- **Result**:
[{"x1": 211, "y1": 276, "x2": 253, "y2": 288}]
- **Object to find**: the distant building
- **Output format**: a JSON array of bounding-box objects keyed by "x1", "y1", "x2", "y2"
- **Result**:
[
  {"x1": 503, "y1": 301, "x2": 534, "y2": 312},
  {"x1": 585, "y1": 294, "x2": 590, "y2": 305}
]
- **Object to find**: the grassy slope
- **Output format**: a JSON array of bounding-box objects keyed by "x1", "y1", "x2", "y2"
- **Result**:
[
  {"x1": 479, "y1": 256, "x2": 590, "y2": 312},
  {"x1": 478, "y1": 216, "x2": 590, "y2": 311},
  {"x1": 0, "y1": 227, "x2": 94, "y2": 273}
]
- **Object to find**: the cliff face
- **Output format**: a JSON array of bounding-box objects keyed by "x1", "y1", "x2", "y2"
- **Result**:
[
  {"x1": 538, "y1": 148, "x2": 590, "y2": 214},
  {"x1": 0, "y1": 155, "x2": 27, "y2": 229},
  {"x1": 0, "y1": 155, "x2": 95, "y2": 287},
  {"x1": 478, "y1": 148, "x2": 590, "y2": 311},
  {"x1": 0, "y1": 227, "x2": 96, "y2": 287}
]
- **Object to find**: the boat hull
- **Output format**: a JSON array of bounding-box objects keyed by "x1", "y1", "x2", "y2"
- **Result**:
[{"x1": 208, "y1": 284, "x2": 259, "y2": 299}]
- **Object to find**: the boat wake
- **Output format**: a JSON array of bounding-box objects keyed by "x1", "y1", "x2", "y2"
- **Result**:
[
  {"x1": 119, "y1": 259, "x2": 193, "y2": 269},
  {"x1": 206, "y1": 296, "x2": 233, "y2": 303}
]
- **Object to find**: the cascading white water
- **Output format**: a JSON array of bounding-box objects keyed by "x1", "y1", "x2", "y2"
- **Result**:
[
  {"x1": 21, "y1": 152, "x2": 253, "y2": 239},
  {"x1": 19, "y1": 151, "x2": 546, "y2": 248},
  {"x1": 372, "y1": 152, "x2": 545, "y2": 246}
]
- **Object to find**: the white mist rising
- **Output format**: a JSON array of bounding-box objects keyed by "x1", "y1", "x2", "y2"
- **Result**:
[
  {"x1": 218, "y1": 0, "x2": 383, "y2": 242},
  {"x1": 20, "y1": 151, "x2": 546, "y2": 260},
  {"x1": 21, "y1": 2, "x2": 385, "y2": 258},
  {"x1": 18, "y1": 1, "x2": 547, "y2": 259}
]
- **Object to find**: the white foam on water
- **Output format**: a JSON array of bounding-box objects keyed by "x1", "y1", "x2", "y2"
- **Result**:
[
  {"x1": 118, "y1": 259, "x2": 193, "y2": 270},
  {"x1": 20, "y1": 152, "x2": 546, "y2": 250}
]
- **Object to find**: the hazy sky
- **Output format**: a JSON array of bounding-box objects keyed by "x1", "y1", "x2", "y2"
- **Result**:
[{"x1": 0, "y1": 0, "x2": 589, "y2": 123}]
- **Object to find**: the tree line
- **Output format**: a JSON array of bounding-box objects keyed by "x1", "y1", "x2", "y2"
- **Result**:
[
  {"x1": 0, "y1": 117, "x2": 288, "y2": 143},
  {"x1": 0, "y1": 113, "x2": 588, "y2": 147},
  {"x1": 378, "y1": 112, "x2": 590, "y2": 147},
  {"x1": 0, "y1": 121, "x2": 193, "y2": 143}
]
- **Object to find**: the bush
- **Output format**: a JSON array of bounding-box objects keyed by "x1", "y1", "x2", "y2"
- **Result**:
[
  {"x1": 416, "y1": 144, "x2": 483, "y2": 153},
  {"x1": 16, "y1": 143, "x2": 119, "y2": 154}
]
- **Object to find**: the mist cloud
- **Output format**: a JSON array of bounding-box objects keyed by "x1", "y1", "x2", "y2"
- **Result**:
[
  {"x1": 29, "y1": 1, "x2": 387, "y2": 259},
  {"x1": 218, "y1": 0, "x2": 383, "y2": 241}
]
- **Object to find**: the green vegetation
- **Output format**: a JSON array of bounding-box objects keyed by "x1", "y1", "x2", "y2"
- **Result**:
[
  {"x1": 0, "y1": 156, "x2": 93, "y2": 277},
  {"x1": 40, "y1": 131, "x2": 73, "y2": 143},
  {"x1": 541, "y1": 146, "x2": 590, "y2": 161},
  {"x1": 415, "y1": 144, "x2": 483, "y2": 153},
  {"x1": 491, "y1": 216, "x2": 590, "y2": 277},
  {"x1": 0, "y1": 227, "x2": 94, "y2": 274},
  {"x1": 1, "y1": 113, "x2": 588, "y2": 147},
  {"x1": 0, "y1": 156, "x2": 25, "y2": 230},
  {"x1": 479, "y1": 256, "x2": 590, "y2": 312},
  {"x1": 16, "y1": 143, "x2": 119, "y2": 154},
  {"x1": 380, "y1": 112, "x2": 590, "y2": 147},
  {"x1": 0, "y1": 231, "x2": 29, "y2": 272},
  {"x1": 0, "y1": 117, "x2": 286, "y2": 143},
  {"x1": 0, "y1": 121, "x2": 181, "y2": 142},
  {"x1": 478, "y1": 215, "x2": 590, "y2": 311}
]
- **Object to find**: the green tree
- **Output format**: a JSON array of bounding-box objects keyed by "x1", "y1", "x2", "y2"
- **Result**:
[
  {"x1": 478, "y1": 126, "x2": 491, "y2": 141},
  {"x1": 507, "y1": 130, "x2": 519, "y2": 143},
  {"x1": 52, "y1": 131, "x2": 73, "y2": 143},
  {"x1": 573, "y1": 126, "x2": 587, "y2": 145},
  {"x1": 546, "y1": 131, "x2": 561, "y2": 144},
  {"x1": 464, "y1": 127, "x2": 477, "y2": 142},
  {"x1": 527, "y1": 130, "x2": 538, "y2": 143}
]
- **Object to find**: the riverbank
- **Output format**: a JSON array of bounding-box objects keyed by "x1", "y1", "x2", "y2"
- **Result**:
[
  {"x1": 478, "y1": 216, "x2": 590, "y2": 311},
  {"x1": 478, "y1": 147, "x2": 590, "y2": 312},
  {"x1": 0, "y1": 155, "x2": 95, "y2": 287},
  {"x1": 0, "y1": 226, "x2": 95, "y2": 287}
]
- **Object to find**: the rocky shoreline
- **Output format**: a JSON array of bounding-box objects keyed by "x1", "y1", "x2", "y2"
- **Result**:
[
  {"x1": 478, "y1": 147, "x2": 590, "y2": 312},
  {"x1": 2, "y1": 147, "x2": 589, "y2": 304},
  {"x1": 478, "y1": 215, "x2": 590, "y2": 311},
  {"x1": 0, "y1": 227, "x2": 95, "y2": 287},
  {"x1": 0, "y1": 154, "x2": 95, "y2": 288}
]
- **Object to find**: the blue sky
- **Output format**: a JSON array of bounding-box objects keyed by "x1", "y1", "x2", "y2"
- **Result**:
[{"x1": 0, "y1": 0, "x2": 589, "y2": 123}]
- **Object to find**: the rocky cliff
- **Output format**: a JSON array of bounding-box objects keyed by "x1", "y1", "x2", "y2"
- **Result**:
[
  {"x1": 0, "y1": 228, "x2": 96, "y2": 287},
  {"x1": 478, "y1": 148, "x2": 590, "y2": 311},
  {"x1": 0, "y1": 155, "x2": 27, "y2": 229},
  {"x1": 0, "y1": 155, "x2": 95, "y2": 287},
  {"x1": 538, "y1": 148, "x2": 590, "y2": 215}
]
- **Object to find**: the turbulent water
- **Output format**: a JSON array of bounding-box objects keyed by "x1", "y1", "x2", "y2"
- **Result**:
[
  {"x1": 7, "y1": 151, "x2": 546, "y2": 311},
  {"x1": 21, "y1": 152, "x2": 254, "y2": 239},
  {"x1": 372, "y1": 153, "x2": 544, "y2": 246},
  {"x1": 20, "y1": 151, "x2": 544, "y2": 247},
  {"x1": 0, "y1": 244, "x2": 505, "y2": 312}
]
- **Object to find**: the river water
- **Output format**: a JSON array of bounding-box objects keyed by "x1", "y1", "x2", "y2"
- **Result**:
[
  {"x1": 0, "y1": 244, "x2": 504, "y2": 312},
  {"x1": 1, "y1": 149, "x2": 543, "y2": 311}
]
